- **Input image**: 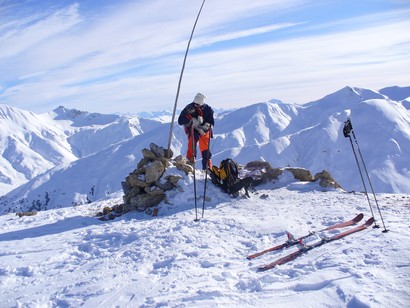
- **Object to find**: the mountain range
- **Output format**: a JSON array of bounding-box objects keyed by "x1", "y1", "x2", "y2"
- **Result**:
[{"x1": 0, "y1": 85, "x2": 409, "y2": 213}]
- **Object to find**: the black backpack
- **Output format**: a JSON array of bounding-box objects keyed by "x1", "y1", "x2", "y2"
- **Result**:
[{"x1": 209, "y1": 158, "x2": 253, "y2": 197}]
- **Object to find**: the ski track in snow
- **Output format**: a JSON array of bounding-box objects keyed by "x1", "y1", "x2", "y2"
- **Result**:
[{"x1": 0, "y1": 177, "x2": 409, "y2": 307}]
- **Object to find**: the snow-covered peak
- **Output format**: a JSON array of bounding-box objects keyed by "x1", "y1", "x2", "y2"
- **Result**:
[
  {"x1": 137, "y1": 109, "x2": 175, "y2": 123},
  {"x1": 51, "y1": 105, "x2": 121, "y2": 127},
  {"x1": 306, "y1": 86, "x2": 363, "y2": 108},
  {"x1": 350, "y1": 87, "x2": 385, "y2": 101},
  {"x1": 0, "y1": 104, "x2": 41, "y2": 126},
  {"x1": 379, "y1": 86, "x2": 410, "y2": 101},
  {"x1": 52, "y1": 105, "x2": 86, "y2": 118}
]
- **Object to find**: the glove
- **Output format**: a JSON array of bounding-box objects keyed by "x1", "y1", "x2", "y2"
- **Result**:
[
  {"x1": 200, "y1": 123, "x2": 211, "y2": 132},
  {"x1": 197, "y1": 122, "x2": 212, "y2": 136},
  {"x1": 192, "y1": 116, "x2": 203, "y2": 129},
  {"x1": 183, "y1": 119, "x2": 192, "y2": 128},
  {"x1": 185, "y1": 105, "x2": 196, "y2": 115}
]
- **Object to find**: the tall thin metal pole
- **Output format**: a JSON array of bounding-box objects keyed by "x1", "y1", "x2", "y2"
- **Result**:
[
  {"x1": 191, "y1": 125, "x2": 199, "y2": 222},
  {"x1": 201, "y1": 128, "x2": 212, "y2": 218},
  {"x1": 166, "y1": 0, "x2": 207, "y2": 157},
  {"x1": 343, "y1": 118, "x2": 378, "y2": 228},
  {"x1": 347, "y1": 134, "x2": 378, "y2": 226},
  {"x1": 351, "y1": 130, "x2": 388, "y2": 232}
]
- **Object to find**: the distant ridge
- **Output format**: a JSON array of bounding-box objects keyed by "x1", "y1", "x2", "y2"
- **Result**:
[
  {"x1": 0, "y1": 86, "x2": 409, "y2": 212},
  {"x1": 379, "y1": 86, "x2": 410, "y2": 101}
]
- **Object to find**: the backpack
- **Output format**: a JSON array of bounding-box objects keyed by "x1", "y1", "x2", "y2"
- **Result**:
[
  {"x1": 214, "y1": 158, "x2": 239, "y2": 186},
  {"x1": 209, "y1": 158, "x2": 253, "y2": 197}
]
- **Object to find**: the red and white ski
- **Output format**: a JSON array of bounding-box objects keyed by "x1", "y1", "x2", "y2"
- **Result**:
[
  {"x1": 247, "y1": 213, "x2": 364, "y2": 260},
  {"x1": 258, "y1": 217, "x2": 374, "y2": 271}
]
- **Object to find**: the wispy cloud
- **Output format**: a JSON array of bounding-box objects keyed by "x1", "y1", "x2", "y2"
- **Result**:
[
  {"x1": 0, "y1": 3, "x2": 81, "y2": 58},
  {"x1": 190, "y1": 19, "x2": 410, "y2": 106},
  {"x1": 0, "y1": 0, "x2": 409, "y2": 113},
  {"x1": 193, "y1": 22, "x2": 304, "y2": 48}
]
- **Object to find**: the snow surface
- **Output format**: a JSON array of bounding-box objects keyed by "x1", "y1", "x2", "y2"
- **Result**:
[{"x1": 0, "y1": 169, "x2": 409, "y2": 307}]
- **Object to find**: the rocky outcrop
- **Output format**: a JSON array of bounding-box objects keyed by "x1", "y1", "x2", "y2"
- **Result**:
[
  {"x1": 244, "y1": 161, "x2": 283, "y2": 184},
  {"x1": 244, "y1": 161, "x2": 342, "y2": 189},
  {"x1": 314, "y1": 170, "x2": 342, "y2": 189},
  {"x1": 98, "y1": 153, "x2": 342, "y2": 220},
  {"x1": 285, "y1": 167, "x2": 315, "y2": 182}
]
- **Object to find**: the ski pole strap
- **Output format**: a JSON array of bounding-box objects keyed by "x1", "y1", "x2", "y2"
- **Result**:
[{"x1": 343, "y1": 118, "x2": 353, "y2": 137}]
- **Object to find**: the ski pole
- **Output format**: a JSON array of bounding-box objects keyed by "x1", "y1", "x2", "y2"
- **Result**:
[
  {"x1": 343, "y1": 119, "x2": 378, "y2": 228},
  {"x1": 166, "y1": 0, "x2": 207, "y2": 157},
  {"x1": 350, "y1": 125, "x2": 388, "y2": 232},
  {"x1": 191, "y1": 124, "x2": 199, "y2": 222},
  {"x1": 201, "y1": 128, "x2": 212, "y2": 218}
]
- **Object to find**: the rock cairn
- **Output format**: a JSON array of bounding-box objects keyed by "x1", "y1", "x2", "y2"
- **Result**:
[
  {"x1": 121, "y1": 143, "x2": 196, "y2": 213},
  {"x1": 98, "y1": 143, "x2": 195, "y2": 219}
]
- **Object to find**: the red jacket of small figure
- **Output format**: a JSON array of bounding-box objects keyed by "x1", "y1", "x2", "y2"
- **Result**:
[{"x1": 178, "y1": 93, "x2": 214, "y2": 170}]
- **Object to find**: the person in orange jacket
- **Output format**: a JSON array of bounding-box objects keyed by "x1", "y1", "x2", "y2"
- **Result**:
[{"x1": 178, "y1": 93, "x2": 214, "y2": 170}]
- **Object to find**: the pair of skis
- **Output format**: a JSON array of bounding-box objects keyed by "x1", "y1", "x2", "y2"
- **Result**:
[{"x1": 247, "y1": 213, "x2": 374, "y2": 271}]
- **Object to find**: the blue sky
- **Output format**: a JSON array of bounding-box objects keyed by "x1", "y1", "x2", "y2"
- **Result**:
[{"x1": 0, "y1": 0, "x2": 409, "y2": 114}]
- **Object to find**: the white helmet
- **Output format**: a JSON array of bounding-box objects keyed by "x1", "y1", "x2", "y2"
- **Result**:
[{"x1": 193, "y1": 93, "x2": 206, "y2": 105}]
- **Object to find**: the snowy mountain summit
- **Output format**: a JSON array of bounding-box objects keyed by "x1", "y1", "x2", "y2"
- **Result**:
[{"x1": 0, "y1": 85, "x2": 409, "y2": 213}]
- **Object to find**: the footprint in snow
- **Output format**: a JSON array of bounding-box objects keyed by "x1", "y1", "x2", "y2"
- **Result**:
[{"x1": 200, "y1": 260, "x2": 215, "y2": 268}]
